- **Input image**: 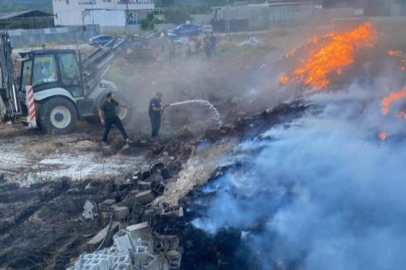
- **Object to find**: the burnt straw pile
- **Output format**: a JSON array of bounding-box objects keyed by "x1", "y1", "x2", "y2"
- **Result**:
[{"x1": 178, "y1": 23, "x2": 406, "y2": 270}]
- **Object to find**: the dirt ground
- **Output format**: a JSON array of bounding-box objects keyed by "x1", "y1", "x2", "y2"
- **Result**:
[{"x1": 0, "y1": 24, "x2": 316, "y2": 270}]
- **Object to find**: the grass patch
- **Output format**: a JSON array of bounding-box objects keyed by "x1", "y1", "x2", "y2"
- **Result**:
[{"x1": 30, "y1": 142, "x2": 58, "y2": 155}]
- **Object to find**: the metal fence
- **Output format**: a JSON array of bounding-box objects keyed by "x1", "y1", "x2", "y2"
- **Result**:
[
  {"x1": 8, "y1": 25, "x2": 99, "y2": 48},
  {"x1": 213, "y1": 2, "x2": 314, "y2": 32}
]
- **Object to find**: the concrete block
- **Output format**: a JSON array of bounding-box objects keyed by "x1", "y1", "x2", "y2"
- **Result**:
[
  {"x1": 83, "y1": 200, "x2": 97, "y2": 220},
  {"x1": 81, "y1": 265, "x2": 95, "y2": 270},
  {"x1": 111, "y1": 263, "x2": 132, "y2": 270},
  {"x1": 150, "y1": 180, "x2": 166, "y2": 195},
  {"x1": 113, "y1": 254, "x2": 132, "y2": 264},
  {"x1": 134, "y1": 190, "x2": 156, "y2": 205},
  {"x1": 115, "y1": 179, "x2": 132, "y2": 191},
  {"x1": 129, "y1": 189, "x2": 139, "y2": 195},
  {"x1": 99, "y1": 199, "x2": 116, "y2": 209},
  {"x1": 107, "y1": 245, "x2": 120, "y2": 255},
  {"x1": 138, "y1": 254, "x2": 160, "y2": 270},
  {"x1": 117, "y1": 196, "x2": 138, "y2": 209},
  {"x1": 113, "y1": 230, "x2": 136, "y2": 253},
  {"x1": 113, "y1": 206, "x2": 130, "y2": 221},
  {"x1": 135, "y1": 245, "x2": 149, "y2": 254},
  {"x1": 131, "y1": 202, "x2": 145, "y2": 218},
  {"x1": 154, "y1": 235, "x2": 179, "y2": 253},
  {"x1": 134, "y1": 253, "x2": 155, "y2": 269},
  {"x1": 87, "y1": 221, "x2": 120, "y2": 253},
  {"x1": 138, "y1": 181, "x2": 151, "y2": 191},
  {"x1": 126, "y1": 222, "x2": 151, "y2": 241},
  {"x1": 167, "y1": 250, "x2": 182, "y2": 270},
  {"x1": 161, "y1": 207, "x2": 183, "y2": 218},
  {"x1": 160, "y1": 168, "x2": 171, "y2": 179}
]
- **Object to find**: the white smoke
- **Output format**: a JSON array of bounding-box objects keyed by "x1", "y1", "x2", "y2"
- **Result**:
[{"x1": 191, "y1": 78, "x2": 406, "y2": 269}]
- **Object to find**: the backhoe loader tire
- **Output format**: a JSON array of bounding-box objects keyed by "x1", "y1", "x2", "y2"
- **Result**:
[
  {"x1": 39, "y1": 97, "x2": 78, "y2": 135},
  {"x1": 114, "y1": 91, "x2": 133, "y2": 125}
]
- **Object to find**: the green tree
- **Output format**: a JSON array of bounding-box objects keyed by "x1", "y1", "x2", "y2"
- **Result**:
[{"x1": 141, "y1": 13, "x2": 156, "y2": 31}]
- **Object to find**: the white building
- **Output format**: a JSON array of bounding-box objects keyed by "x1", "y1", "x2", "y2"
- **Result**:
[{"x1": 53, "y1": 0, "x2": 155, "y2": 26}]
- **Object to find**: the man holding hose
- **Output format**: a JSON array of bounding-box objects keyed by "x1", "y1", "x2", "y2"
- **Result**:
[
  {"x1": 99, "y1": 92, "x2": 131, "y2": 145},
  {"x1": 149, "y1": 92, "x2": 169, "y2": 140}
]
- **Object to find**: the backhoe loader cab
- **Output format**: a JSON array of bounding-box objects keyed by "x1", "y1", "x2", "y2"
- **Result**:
[
  {"x1": 18, "y1": 49, "x2": 130, "y2": 134},
  {"x1": 0, "y1": 33, "x2": 131, "y2": 135}
]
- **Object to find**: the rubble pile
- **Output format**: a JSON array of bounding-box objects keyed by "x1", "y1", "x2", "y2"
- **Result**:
[{"x1": 67, "y1": 160, "x2": 184, "y2": 270}]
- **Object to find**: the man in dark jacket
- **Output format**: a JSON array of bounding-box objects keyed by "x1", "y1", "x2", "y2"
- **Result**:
[
  {"x1": 149, "y1": 92, "x2": 164, "y2": 139},
  {"x1": 99, "y1": 92, "x2": 131, "y2": 144},
  {"x1": 210, "y1": 32, "x2": 217, "y2": 57}
]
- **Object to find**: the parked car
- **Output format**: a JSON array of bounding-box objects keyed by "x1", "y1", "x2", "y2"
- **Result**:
[
  {"x1": 169, "y1": 24, "x2": 203, "y2": 36},
  {"x1": 89, "y1": 35, "x2": 114, "y2": 47},
  {"x1": 167, "y1": 32, "x2": 184, "y2": 46}
]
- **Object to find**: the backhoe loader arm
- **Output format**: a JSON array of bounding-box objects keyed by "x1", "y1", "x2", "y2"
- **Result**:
[{"x1": 0, "y1": 33, "x2": 21, "y2": 121}]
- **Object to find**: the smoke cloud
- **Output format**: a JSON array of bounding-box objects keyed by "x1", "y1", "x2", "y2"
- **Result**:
[{"x1": 191, "y1": 76, "x2": 406, "y2": 269}]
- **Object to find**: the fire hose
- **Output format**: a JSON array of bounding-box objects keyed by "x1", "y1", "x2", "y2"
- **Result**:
[{"x1": 160, "y1": 104, "x2": 171, "y2": 117}]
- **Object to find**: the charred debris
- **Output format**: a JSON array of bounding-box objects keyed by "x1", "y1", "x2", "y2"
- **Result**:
[{"x1": 61, "y1": 101, "x2": 308, "y2": 270}]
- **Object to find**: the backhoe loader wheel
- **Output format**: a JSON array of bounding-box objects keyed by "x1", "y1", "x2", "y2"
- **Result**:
[
  {"x1": 39, "y1": 97, "x2": 78, "y2": 135},
  {"x1": 112, "y1": 92, "x2": 133, "y2": 124}
]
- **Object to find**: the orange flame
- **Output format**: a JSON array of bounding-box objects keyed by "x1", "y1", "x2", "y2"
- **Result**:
[
  {"x1": 388, "y1": 50, "x2": 403, "y2": 57},
  {"x1": 280, "y1": 75, "x2": 289, "y2": 84},
  {"x1": 281, "y1": 22, "x2": 376, "y2": 90},
  {"x1": 388, "y1": 50, "x2": 406, "y2": 72},
  {"x1": 379, "y1": 131, "x2": 387, "y2": 141},
  {"x1": 381, "y1": 86, "x2": 406, "y2": 115}
]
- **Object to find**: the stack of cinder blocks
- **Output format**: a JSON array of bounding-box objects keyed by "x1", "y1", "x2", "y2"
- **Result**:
[{"x1": 66, "y1": 252, "x2": 132, "y2": 270}]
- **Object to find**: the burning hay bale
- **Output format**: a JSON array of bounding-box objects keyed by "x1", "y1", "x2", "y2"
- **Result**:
[{"x1": 280, "y1": 22, "x2": 377, "y2": 91}]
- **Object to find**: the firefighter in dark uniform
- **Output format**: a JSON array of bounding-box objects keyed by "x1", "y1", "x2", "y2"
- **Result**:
[{"x1": 149, "y1": 92, "x2": 164, "y2": 139}]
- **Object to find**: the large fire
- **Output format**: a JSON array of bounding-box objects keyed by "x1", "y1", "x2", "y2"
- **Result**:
[
  {"x1": 381, "y1": 86, "x2": 406, "y2": 115},
  {"x1": 281, "y1": 22, "x2": 376, "y2": 90}
]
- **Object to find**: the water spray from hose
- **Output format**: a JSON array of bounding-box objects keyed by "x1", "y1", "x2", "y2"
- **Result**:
[{"x1": 166, "y1": 99, "x2": 222, "y2": 128}]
